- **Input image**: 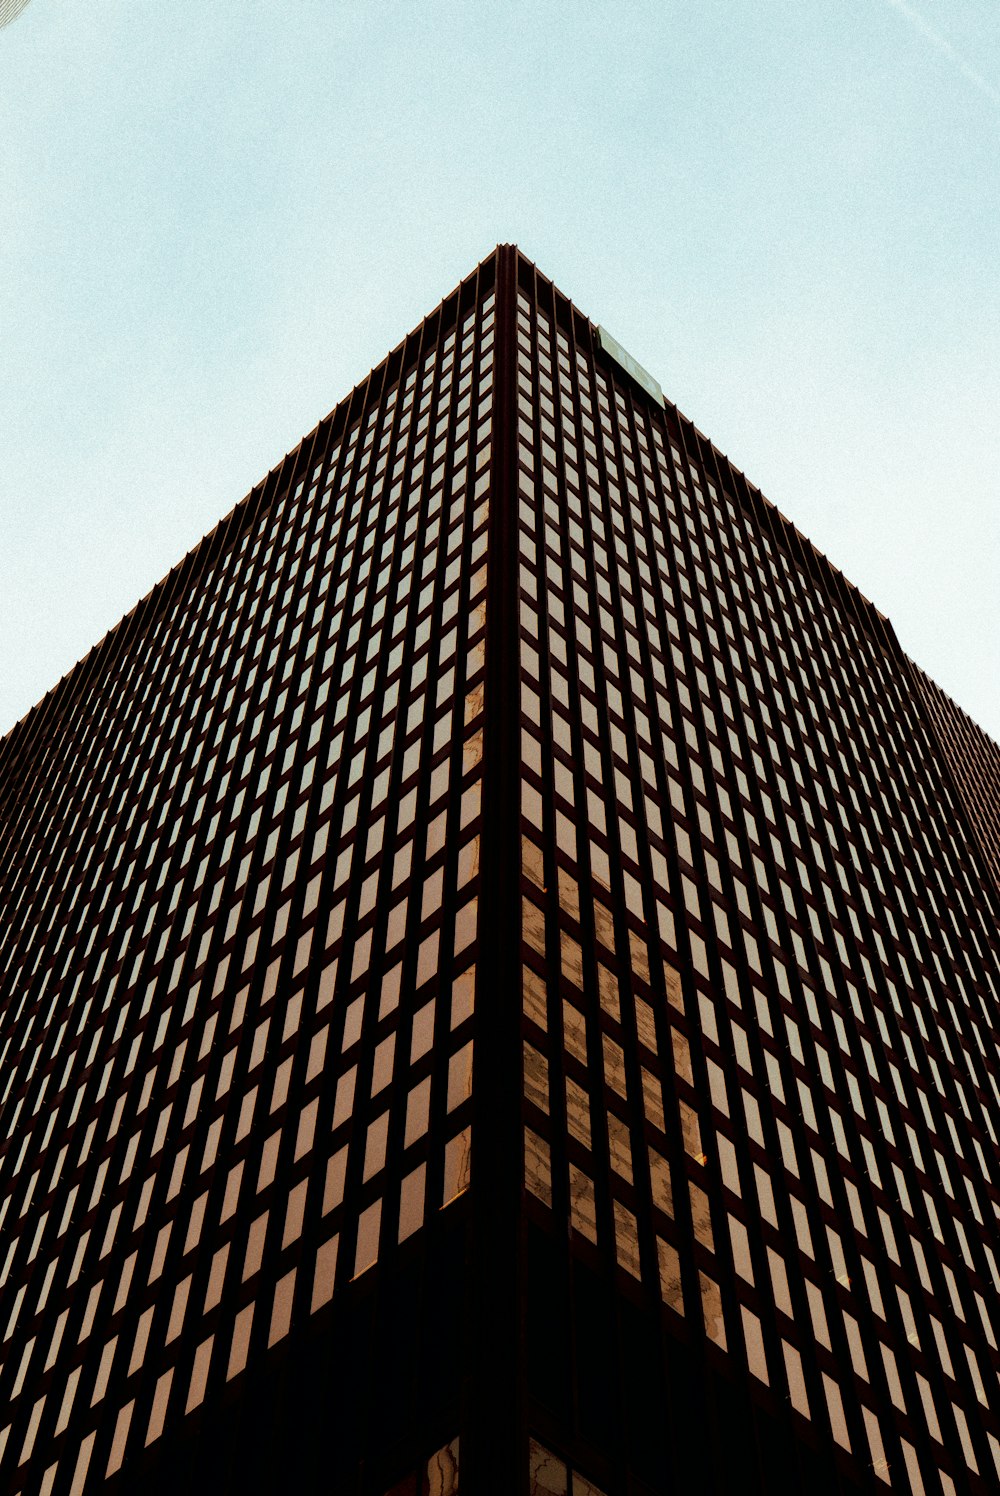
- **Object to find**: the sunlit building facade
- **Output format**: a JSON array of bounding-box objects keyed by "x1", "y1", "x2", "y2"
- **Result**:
[{"x1": 1, "y1": 246, "x2": 998, "y2": 1496}]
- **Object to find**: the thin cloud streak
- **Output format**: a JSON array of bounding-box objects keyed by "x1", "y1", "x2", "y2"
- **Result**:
[{"x1": 881, "y1": 0, "x2": 1000, "y2": 109}]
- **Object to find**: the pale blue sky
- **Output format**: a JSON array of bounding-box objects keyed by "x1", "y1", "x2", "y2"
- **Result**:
[{"x1": 1, "y1": 0, "x2": 997, "y2": 737}]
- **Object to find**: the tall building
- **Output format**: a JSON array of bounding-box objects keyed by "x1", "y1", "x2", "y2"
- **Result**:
[{"x1": 1, "y1": 245, "x2": 998, "y2": 1496}]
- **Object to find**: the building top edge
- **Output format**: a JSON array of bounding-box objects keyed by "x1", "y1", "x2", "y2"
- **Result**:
[
  {"x1": 0, "y1": 248, "x2": 502, "y2": 760},
  {"x1": 2, "y1": 246, "x2": 990, "y2": 754}
]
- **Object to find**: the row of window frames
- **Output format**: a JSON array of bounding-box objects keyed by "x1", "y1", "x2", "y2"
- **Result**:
[
  {"x1": 525, "y1": 1027, "x2": 965, "y2": 1375},
  {"x1": 0, "y1": 940, "x2": 479, "y2": 1309},
  {"x1": 15, "y1": 562, "x2": 946, "y2": 981},
  {"x1": 520, "y1": 686, "x2": 750, "y2": 929},
  {"x1": 514, "y1": 628, "x2": 994, "y2": 1113},
  {"x1": 212, "y1": 647, "x2": 485, "y2": 933},
  {"x1": 515, "y1": 493, "x2": 843, "y2": 786},
  {"x1": 206, "y1": 525, "x2": 489, "y2": 809},
  {"x1": 52, "y1": 595, "x2": 485, "y2": 993},
  {"x1": 546, "y1": 1158, "x2": 932, "y2": 1491},
  {"x1": 520, "y1": 882, "x2": 945, "y2": 1226},
  {"x1": 164, "y1": 745, "x2": 481, "y2": 1046},
  {"x1": 517, "y1": 530, "x2": 772, "y2": 782},
  {"x1": 516, "y1": 396, "x2": 663, "y2": 512},
  {"x1": 170, "y1": 1027, "x2": 474, "y2": 1291},
  {"x1": 397, "y1": 348, "x2": 491, "y2": 439},
  {"x1": 175, "y1": 577, "x2": 488, "y2": 885},
  {"x1": 520, "y1": 708, "x2": 689, "y2": 896},
  {"x1": 518, "y1": 499, "x2": 851, "y2": 782},
  {"x1": 13, "y1": 837, "x2": 904, "y2": 1059},
  {"x1": 521, "y1": 968, "x2": 711, "y2": 1192},
  {"x1": 521, "y1": 341, "x2": 945, "y2": 725},
  {"x1": 313, "y1": 338, "x2": 492, "y2": 499},
  {"x1": 328, "y1": 417, "x2": 492, "y2": 566},
  {"x1": 522, "y1": 990, "x2": 706, "y2": 1176},
  {"x1": 5, "y1": 1050, "x2": 465, "y2": 1397},
  {"x1": 522, "y1": 1131, "x2": 983, "y2": 1485},
  {"x1": 21, "y1": 944, "x2": 477, "y2": 1239},
  {"x1": 37, "y1": 682, "x2": 449, "y2": 969},
  {"x1": 0, "y1": 983, "x2": 477, "y2": 1368},
  {"x1": 205, "y1": 897, "x2": 479, "y2": 1166},
  {"x1": 1, "y1": 736, "x2": 485, "y2": 1190},
  {"x1": 539, "y1": 883, "x2": 682, "y2": 1010},
  {"x1": 517, "y1": 504, "x2": 888, "y2": 832},
  {"x1": 323, "y1": 427, "x2": 492, "y2": 597},
  {"x1": 2, "y1": 928, "x2": 476, "y2": 1242},
  {"x1": 238, "y1": 445, "x2": 485, "y2": 697},
  {"x1": 513, "y1": 330, "x2": 607, "y2": 426},
  {"x1": 9, "y1": 1130, "x2": 473, "y2": 1487},
  {"x1": 25, "y1": 436, "x2": 363, "y2": 788},
  {"x1": 13, "y1": 795, "x2": 470, "y2": 1190},
  {"x1": 231, "y1": 756, "x2": 482, "y2": 990},
  {"x1": 523, "y1": 436, "x2": 928, "y2": 801},
  {"x1": 527, "y1": 378, "x2": 661, "y2": 490},
  {"x1": 525, "y1": 682, "x2": 846, "y2": 947},
  {"x1": 61, "y1": 427, "x2": 491, "y2": 849},
  {"x1": 520, "y1": 949, "x2": 1000, "y2": 1358},
  {"x1": 542, "y1": 893, "x2": 1000, "y2": 1286},
  {"x1": 664, "y1": 1059, "x2": 999, "y2": 1370},
  {"x1": 120, "y1": 473, "x2": 489, "y2": 805},
  {"x1": 10, "y1": 454, "x2": 488, "y2": 921},
  {"x1": 516, "y1": 387, "x2": 672, "y2": 517},
  {"x1": 706, "y1": 959, "x2": 1000, "y2": 1270},
  {"x1": 21, "y1": 783, "x2": 958, "y2": 1226},
  {"x1": 680, "y1": 924, "x2": 1000, "y2": 1252},
  {"x1": 13, "y1": 1113, "x2": 970, "y2": 1484},
  {"x1": 1, "y1": 700, "x2": 470, "y2": 1089}
]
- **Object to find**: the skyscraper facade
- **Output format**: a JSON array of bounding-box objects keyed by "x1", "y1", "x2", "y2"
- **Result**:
[{"x1": 1, "y1": 246, "x2": 998, "y2": 1496}]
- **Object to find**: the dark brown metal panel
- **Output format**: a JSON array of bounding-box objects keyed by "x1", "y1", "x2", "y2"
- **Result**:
[
  {"x1": 508, "y1": 252, "x2": 1000, "y2": 1496},
  {"x1": 462, "y1": 242, "x2": 526, "y2": 1496},
  {"x1": 0, "y1": 254, "x2": 500, "y2": 1496}
]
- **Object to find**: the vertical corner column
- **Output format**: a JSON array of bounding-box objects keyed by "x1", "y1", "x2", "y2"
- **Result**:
[{"x1": 462, "y1": 244, "x2": 527, "y2": 1496}]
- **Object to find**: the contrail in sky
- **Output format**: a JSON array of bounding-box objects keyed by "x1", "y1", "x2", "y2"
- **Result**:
[{"x1": 881, "y1": 0, "x2": 1000, "y2": 108}]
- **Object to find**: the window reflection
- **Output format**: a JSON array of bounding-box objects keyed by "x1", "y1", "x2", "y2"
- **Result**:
[
  {"x1": 529, "y1": 1440, "x2": 568, "y2": 1496},
  {"x1": 657, "y1": 1238, "x2": 684, "y2": 1314},
  {"x1": 425, "y1": 1438, "x2": 460, "y2": 1496},
  {"x1": 569, "y1": 1166, "x2": 598, "y2": 1243},
  {"x1": 353, "y1": 1199, "x2": 381, "y2": 1278},
  {"x1": 602, "y1": 1034, "x2": 627, "y2": 1097},
  {"x1": 398, "y1": 1164, "x2": 425, "y2": 1243},
  {"x1": 524, "y1": 1043, "x2": 549, "y2": 1113},
  {"x1": 443, "y1": 1127, "x2": 472, "y2": 1204},
  {"x1": 371, "y1": 1033, "x2": 396, "y2": 1096},
  {"x1": 524, "y1": 1127, "x2": 552, "y2": 1205},
  {"x1": 565, "y1": 1076, "x2": 591, "y2": 1147},
  {"x1": 613, "y1": 1200, "x2": 641, "y2": 1278}
]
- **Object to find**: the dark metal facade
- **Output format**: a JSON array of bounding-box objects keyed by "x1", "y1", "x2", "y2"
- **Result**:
[
  {"x1": 511, "y1": 251, "x2": 1000, "y2": 1496},
  {"x1": 1, "y1": 245, "x2": 998, "y2": 1496},
  {"x1": 0, "y1": 254, "x2": 497, "y2": 1495},
  {"x1": 914, "y1": 669, "x2": 1000, "y2": 891}
]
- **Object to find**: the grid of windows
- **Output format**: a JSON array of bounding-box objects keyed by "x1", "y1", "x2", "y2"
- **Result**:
[
  {"x1": 513, "y1": 265, "x2": 1000, "y2": 1495},
  {"x1": 2, "y1": 245, "x2": 998, "y2": 1496},
  {"x1": 916, "y1": 670, "x2": 1000, "y2": 890},
  {"x1": 0, "y1": 267, "x2": 496, "y2": 1494}
]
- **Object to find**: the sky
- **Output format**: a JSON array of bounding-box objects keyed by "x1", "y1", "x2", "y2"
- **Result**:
[{"x1": 1, "y1": 0, "x2": 997, "y2": 740}]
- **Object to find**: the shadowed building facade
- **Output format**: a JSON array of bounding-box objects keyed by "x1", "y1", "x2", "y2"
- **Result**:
[{"x1": 1, "y1": 246, "x2": 999, "y2": 1496}]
